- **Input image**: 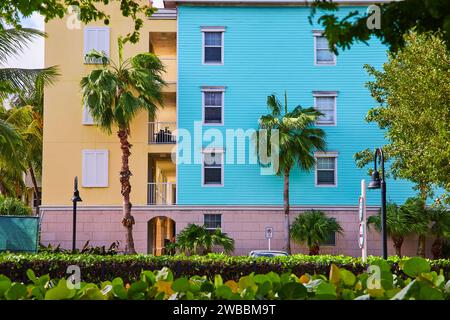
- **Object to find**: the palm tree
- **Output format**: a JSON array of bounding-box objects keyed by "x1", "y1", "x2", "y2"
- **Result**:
[
  {"x1": 367, "y1": 202, "x2": 422, "y2": 257},
  {"x1": 429, "y1": 205, "x2": 450, "y2": 259},
  {"x1": 10, "y1": 73, "x2": 58, "y2": 213},
  {"x1": 176, "y1": 223, "x2": 235, "y2": 255},
  {"x1": 0, "y1": 26, "x2": 58, "y2": 99},
  {"x1": 290, "y1": 210, "x2": 343, "y2": 255},
  {"x1": 81, "y1": 38, "x2": 166, "y2": 254},
  {"x1": 257, "y1": 93, "x2": 326, "y2": 253},
  {"x1": 402, "y1": 197, "x2": 432, "y2": 257}
]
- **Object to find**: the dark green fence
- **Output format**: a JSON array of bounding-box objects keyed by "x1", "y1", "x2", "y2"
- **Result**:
[{"x1": 0, "y1": 216, "x2": 39, "y2": 253}]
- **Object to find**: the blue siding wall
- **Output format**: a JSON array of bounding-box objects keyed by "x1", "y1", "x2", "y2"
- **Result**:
[{"x1": 177, "y1": 5, "x2": 416, "y2": 206}]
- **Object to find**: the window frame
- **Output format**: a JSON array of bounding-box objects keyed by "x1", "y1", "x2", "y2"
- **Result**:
[
  {"x1": 320, "y1": 231, "x2": 337, "y2": 246},
  {"x1": 82, "y1": 149, "x2": 109, "y2": 188},
  {"x1": 202, "y1": 86, "x2": 225, "y2": 125},
  {"x1": 203, "y1": 213, "x2": 222, "y2": 231},
  {"x1": 201, "y1": 26, "x2": 225, "y2": 65},
  {"x1": 313, "y1": 91, "x2": 338, "y2": 126},
  {"x1": 315, "y1": 152, "x2": 338, "y2": 187},
  {"x1": 83, "y1": 26, "x2": 110, "y2": 65},
  {"x1": 201, "y1": 148, "x2": 224, "y2": 187},
  {"x1": 313, "y1": 31, "x2": 336, "y2": 66}
]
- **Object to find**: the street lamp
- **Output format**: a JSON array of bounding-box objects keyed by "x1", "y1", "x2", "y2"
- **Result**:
[
  {"x1": 367, "y1": 148, "x2": 387, "y2": 259},
  {"x1": 71, "y1": 176, "x2": 82, "y2": 252}
]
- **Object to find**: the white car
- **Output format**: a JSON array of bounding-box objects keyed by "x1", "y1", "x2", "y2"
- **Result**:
[{"x1": 248, "y1": 250, "x2": 289, "y2": 257}]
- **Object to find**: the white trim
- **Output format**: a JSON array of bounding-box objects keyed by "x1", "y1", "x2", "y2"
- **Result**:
[
  {"x1": 201, "y1": 26, "x2": 226, "y2": 32},
  {"x1": 201, "y1": 150, "x2": 224, "y2": 187},
  {"x1": 40, "y1": 205, "x2": 382, "y2": 211},
  {"x1": 175, "y1": 9, "x2": 180, "y2": 209},
  {"x1": 313, "y1": 92, "x2": 337, "y2": 126},
  {"x1": 202, "y1": 28, "x2": 225, "y2": 65},
  {"x1": 314, "y1": 152, "x2": 338, "y2": 187},
  {"x1": 313, "y1": 31, "x2": 336, "y2": 66},
  {"x1": 202, "y1": 88, "x2": 225, "y2": 126}
]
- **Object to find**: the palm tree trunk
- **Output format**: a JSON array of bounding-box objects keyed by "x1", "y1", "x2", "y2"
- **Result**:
[
  {"x1": 28, "y1": 162, "x2": 40, "y2": 215},
  {"x1": 0, "y1": 180, "x2": 6, "y2": 195},
  {"x1": 283, "y1": 170, "x2": 291, "y2": 254},
  {"x1": 417, "y1": 186, "x2": 428, "y2": 257},
  {"x1": 309, "y1": 243, "x2": 320, "y2": 255},
  {"x1": 392, "y1": 235, "x2": 404, "y2": 257},
  {"x1": 417, "y1": 235, "x2": 426, "y2": 257},
  {"x1": 431, "y1": 237, "x2": 443, "y2": 259},
  {"x1": 118, "y1": 128, "x2": 136, "y2": 254}
]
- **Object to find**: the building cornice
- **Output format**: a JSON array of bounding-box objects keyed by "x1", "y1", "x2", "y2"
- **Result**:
[
  {"x1": 164, "y1": 0, "x2": 393, "y2": 8},
  {"x1": 40, "y1": 204, "x2": 380, "y2": 212}
]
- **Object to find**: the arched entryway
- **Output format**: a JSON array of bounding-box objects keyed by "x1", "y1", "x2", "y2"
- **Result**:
[{"x1": 147, "y1": 216, "x2": 176, "y2": 256}]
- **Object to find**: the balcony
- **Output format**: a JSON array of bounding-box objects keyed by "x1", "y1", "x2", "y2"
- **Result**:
[
  {"x1": 148, "y1": 182, "x2": 176, "y2": 205},
  {"x1": 148, "y1": 122, "x2": 176, "y2": 144}
]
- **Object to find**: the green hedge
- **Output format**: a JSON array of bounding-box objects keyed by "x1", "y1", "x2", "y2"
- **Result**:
[
  {"x1": 0, "y1": 257, "x2": 449, "y2": 300},
  {"x1": 0, "y1": 253, "x2": 449, "y2": 284}
]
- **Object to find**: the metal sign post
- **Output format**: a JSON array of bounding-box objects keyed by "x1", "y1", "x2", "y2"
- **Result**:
[
  {"x1": 359, "y1": 180, "x2": 367, "y2": 262},
  {"x1": 265, "y1": 227, "x2": 273, "y2": 251}
]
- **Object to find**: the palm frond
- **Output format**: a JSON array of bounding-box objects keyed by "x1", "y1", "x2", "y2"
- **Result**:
[{"x1": 0, "y1": 28, "x2": 45, "y2": 64}]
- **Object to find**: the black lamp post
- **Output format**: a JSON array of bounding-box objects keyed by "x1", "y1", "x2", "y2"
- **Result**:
[
  {"x1": 71, "y1": 177, "x2": 82, "y2": 252},
  {"x1": 367, "y1": 148, "x2": 387, "y2": 259}
]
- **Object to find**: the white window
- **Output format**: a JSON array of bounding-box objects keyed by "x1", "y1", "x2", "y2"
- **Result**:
[
  {"x1": 84, "y1": 27, "x2": 110, "y2": 64},
  {"x1": 202, "y1": 86, "x2": 225, "y2": 124},
  {"x1": 82, "y1": 150, "x2": 109, "y2": 187},
  {"x1": 202, "y1": 149, "x2": 224, "y2": 186},
  {"x1": 204, "y1": 214, "x2": 222, "y2": 231},
  {"x1": 315, "y1": 153, "x2": 338, "y2": 187},
  {"x1": 313, "y1": 31, "x2": 336, "y2": 65},
  {"x1": 202, "y1": 27, "x2": 225, "y2": 64},
  {"x1": 82, "y1": 103, "x2": 95, "y2": 125},
  {"x1": 313, "y1": 92, "x2": 337, "y2": 125}
]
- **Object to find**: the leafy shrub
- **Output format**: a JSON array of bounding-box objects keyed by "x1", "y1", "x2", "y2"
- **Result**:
[
  {"x1": 0, "y1": 252, "x2": 448, "y2": 284},
  {"x1": 0, "y1": 196, "x2": 32, "y2": 216},
  {"x1": 0, "y1": 257, "x2": 448, "y2": 300},
  {"x1": 39, "y1": 241, "x2": 119, "y2": 255}
]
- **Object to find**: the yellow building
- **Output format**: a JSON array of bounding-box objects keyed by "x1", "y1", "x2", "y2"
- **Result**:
[{"x1": 41, "y1": 5, "x2": 180, "y2": 254}]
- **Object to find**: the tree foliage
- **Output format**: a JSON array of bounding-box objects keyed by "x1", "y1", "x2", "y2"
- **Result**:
[
  {"x1": 176, "y1": 223, "x2": 235, "y2": 255},
  {"x1": 354, "y1": 31, "x2": 450, "y2": 202},
  {"x1": 311, "y1": 0, "x2": 450, "y2": 53},
  {"x1": 290, "y1": 210, "x2": 343, "y2": 255},
  {"x1": 0, "y1": 0, "x2": 156, "y2": 43}
]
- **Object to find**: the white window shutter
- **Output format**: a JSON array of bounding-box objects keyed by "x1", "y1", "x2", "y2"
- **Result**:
[
  {"x1": 82, "y1": 150, "x2": 109, "y2": 187},
  {"x1": 82, "y1": 103, "x2": 94, "y2": 125},
  {"x1": 83, "y1": 27, "x2": 110, "y2": 63}
]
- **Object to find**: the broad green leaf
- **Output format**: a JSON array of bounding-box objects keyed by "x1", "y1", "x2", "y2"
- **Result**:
[
  {"x1": 5, "y1": 283, "x2": 27, "y2": 300},
  {"x1": 0, "y1": 275, "x2": 12, "y2": 297},
  {"x1": 339, "y1": 269, "x2": 356, "y2": 286},
  {"x1": 329, "y1": 264, "x2": 340, "y2": 285},
  {"x1": 278, "y1": 282, "x2": 307, "y2": 300},
  {"x1": 402, "y1": 257, "x2": 431, "y2": 278},
  {"x1": 44, "y1": 280, "x2": 75, "y2": 300},
  {"x1": 172, "y1": 278, "x2": 189, "y2": 292},
  {"x1": 215, "y1": 285, "x2": 232, "y2": 299}
]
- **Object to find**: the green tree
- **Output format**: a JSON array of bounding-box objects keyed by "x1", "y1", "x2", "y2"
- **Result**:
[
  {"x1": 290, "y1": 210, "x2": 343, "y2": 255},
  {"x1": 81, "y1": 38, "x2": 166, "y2": 254},
  {"x1": 0, "y1": 27, "x2": 58, "y2": 99},
  {"x1": 0, "y1": 0, "x2": 156, "y2": 43},
  {"x1": 310, "y1": 0, "x2": 450, "y2": 53},
  {"x1": 176, "y1": 223, "x2": 235, "y2": 256},
  {"x1": 367, "y1": 202, "x2": 425, "y2": 257},
  {"x1": 355, "y1": 31, "x2": 450, "y2": 206},
  {"x1": 257, "y1": 93, "x2": 326, "y2": 254},
  {"x1": 10, "y1": 72, "x2": 58, "y2": 213}
]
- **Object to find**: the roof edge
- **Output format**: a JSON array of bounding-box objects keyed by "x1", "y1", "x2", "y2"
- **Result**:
[{"x1": 164, "y1": 0, "x2": 392, "y2": 8}]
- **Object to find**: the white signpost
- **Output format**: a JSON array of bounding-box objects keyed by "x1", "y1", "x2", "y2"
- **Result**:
[
  {"x1": 265, "y1": 227, "x2": 273, "y2": 250},
  {"x1": 359, "y1": 180, "x2": 368, "y2": 262}
]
